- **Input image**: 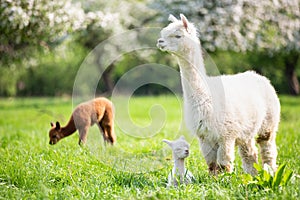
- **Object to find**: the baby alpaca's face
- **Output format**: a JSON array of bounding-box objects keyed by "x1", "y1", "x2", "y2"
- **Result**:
[
  {"x1": 163, "y1": 136, "x2": 191, "y2": 159},
  {"x1": 173, "y1": 140, "x2": 190, "y2": 159}
]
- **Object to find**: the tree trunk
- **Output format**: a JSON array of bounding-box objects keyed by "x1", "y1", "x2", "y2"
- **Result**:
[
  {"x1": 285, "y1": 53, "x2": 299, "y2": 95},
  {"x1": 102, "y1": 64, "x2": 115, "y2": 96}
]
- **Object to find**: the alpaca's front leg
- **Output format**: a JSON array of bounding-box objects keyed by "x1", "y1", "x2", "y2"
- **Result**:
[
  {"x1": 217, "y1": 140, "x2": 235, "y2": 173},
  {"x1": 199, "y1": 138, "x2": 218, "y2": 175},
  {"x1": 78, "y1": 126, "x2": 89, "y2": 145}
]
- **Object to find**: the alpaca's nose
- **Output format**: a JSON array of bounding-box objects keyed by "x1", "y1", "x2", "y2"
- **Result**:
[
  {"x1": 157, "y1": 38, "x2": 166, "y2": 50},
  {"x1": 185, "y1": 150, "x2": 189, "y2": 154},
  {"x1": 158, "y1": 38, "x2": 164, "y2": 43}
]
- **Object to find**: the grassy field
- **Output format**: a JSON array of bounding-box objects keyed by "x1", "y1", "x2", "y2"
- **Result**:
[{"x1": 0, "y1": 96, "x2": 299, "y2": 199}]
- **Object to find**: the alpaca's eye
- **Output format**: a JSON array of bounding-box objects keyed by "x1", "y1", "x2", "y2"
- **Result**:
[{"x1": 175, "y1": 35, "x2": 181, "y2": 38}]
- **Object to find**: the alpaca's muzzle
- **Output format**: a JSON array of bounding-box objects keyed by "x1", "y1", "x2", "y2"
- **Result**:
[{"x1": 157, "y1": 38, "x2": 166, "y2": 50}]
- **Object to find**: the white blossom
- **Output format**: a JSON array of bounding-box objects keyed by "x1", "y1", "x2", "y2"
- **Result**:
[
  {"x1": 0, "y1": 0, "x2": 121, "y2": 45},
  {"x1": 152, "y1": 0, "x2": 300, "y2": 52}
]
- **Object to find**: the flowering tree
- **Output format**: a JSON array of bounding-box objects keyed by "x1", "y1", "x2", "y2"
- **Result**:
[
  {"x1": 0, "y1": 0, "x2": 121, "y2": 96},
  {"x1": 0, "y1": 0, "x2": 157, "y2": 96},
  {"x1": 152, "y1": 0, "x2": 300, "y2": 95},
  {"x1": 0, "y1": 0, "x2": 120, "y2": 59}
]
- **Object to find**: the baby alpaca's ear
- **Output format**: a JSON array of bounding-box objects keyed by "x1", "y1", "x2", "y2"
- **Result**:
[
  {"x1": 179, "y1": 135, "x2": 185, "y2": 140},
  {"x1": 162, "y1": 139, "x2": 172, "y2": 147}
]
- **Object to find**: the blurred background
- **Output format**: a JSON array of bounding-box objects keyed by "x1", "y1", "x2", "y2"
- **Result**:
[{"x1": 0, "y1": 0, "x2": 299, "y2": 97}]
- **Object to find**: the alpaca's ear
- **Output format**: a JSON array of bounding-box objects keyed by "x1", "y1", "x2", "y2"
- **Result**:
[
  {"x1": 180, "y1": 14, "x2": 189, "y2": 31},
  {"x1": 163, "y1": 139, "x2": 172, "y2": 147},
  {"x1": 50, "y1": 122, "x2": 54, "y2": 127},
  {"x1": 55, "y1": 121, "x2": 60, "y2": 130},
  {"x1": 168, "y1": 14, "x2": 177, "y2": 22},
  {"x1": 179, "y1": 135, "x2": 185, "y2": 140}
]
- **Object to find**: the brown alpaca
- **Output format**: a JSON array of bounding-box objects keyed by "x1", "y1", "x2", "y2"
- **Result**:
[{"x1": 48, "y1": 97, "x2": 116, "y2": 145}]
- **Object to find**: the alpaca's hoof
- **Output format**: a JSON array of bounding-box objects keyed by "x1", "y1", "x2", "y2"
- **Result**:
[
  {"x1": 208, "y1": 162, "x2": 218, "y2": 175},
  {"x1": 217, "y1": 164, "x2": 231, "y2": 173},
  {"x1": 208, "y1": 163, "x2": 231, "y2": 175}
]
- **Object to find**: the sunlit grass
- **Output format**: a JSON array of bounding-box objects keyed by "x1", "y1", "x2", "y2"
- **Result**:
[{"x1": 0, "y1": 96, "x2": 299, "y2": 199}]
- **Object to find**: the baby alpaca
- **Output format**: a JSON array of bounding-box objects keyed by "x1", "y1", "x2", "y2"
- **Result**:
[
  {"x1": 48, "y1": 97, "x2": 116, "y2": 145},
  {"x1": 163, "y1": 136, "x2": 194, "y2": 187}
]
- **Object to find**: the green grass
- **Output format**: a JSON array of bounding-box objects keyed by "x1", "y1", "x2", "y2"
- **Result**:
[{"x1": 0, "y1": 96, "x2": 299, "y2": 199}]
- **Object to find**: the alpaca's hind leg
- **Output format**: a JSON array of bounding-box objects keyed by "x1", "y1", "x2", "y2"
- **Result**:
[
  {"x1": 99, "y1": 123, "x2": 116, "y2": 144},
  {"x1": 199, "y1": 138, "x2": 218, "y2": 175},
  {"x1": 99, "y1": 111, "x2": 116, "y2": 144},
  {"x1": 257, "y1": 131, "x2": 277, "y2": 171},
  {"x1": 217, "y1": 140, "x2": 235, "y2": 173},
  {"x1": 78, "y1": 126, "x2": 89, "y2": 145},
  {"x1": 238, "y1": 139, "x2": 258, "y2": 175}
]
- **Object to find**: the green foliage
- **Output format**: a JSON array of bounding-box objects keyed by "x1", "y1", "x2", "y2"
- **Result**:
[
  {"x1": 0, "y1": 66, "x2": 22, "y2": 96},
  {"x1": 0, "y1": 96, "x2": 299, "y2": 199},
  {"x1": 17, "y1": 40, "x2": 87, "y2": 96},
  {"x1": 0, "y1": 0, "x2": 123, "y2": 96},
  {"x1": 211, "y1": 51, "x2": 296, "y2": 94},
  {"x1": 242, "y1": 163, "x2": 294, "y2": 191}
]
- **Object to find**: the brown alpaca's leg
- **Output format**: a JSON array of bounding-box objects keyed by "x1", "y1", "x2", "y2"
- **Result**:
[
  {"x1": 99, "y1": 111, "x2": 116, "y2": 144},
  {"x1": 100, "y1": 124, "x2": 116, "y2": 144},
  {"x1": 78, "y1": 126, "x2": 89, "y2": 145}
]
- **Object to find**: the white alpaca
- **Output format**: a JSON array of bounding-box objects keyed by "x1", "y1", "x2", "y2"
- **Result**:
[
  {"x1": 163, "y1": 136, "x2": 194, "y2": 187},
  {"x1": 157, "y1": 14, "x2": 280, "y2": 175}
]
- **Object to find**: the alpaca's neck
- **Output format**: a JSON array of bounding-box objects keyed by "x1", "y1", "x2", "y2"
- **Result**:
[
  {"x1": 178, "y1": 41, "x2": 209, "y2": 98},
  {"x1": 180, "y1": 40, "x2": 206, "y2": 76},
  {"x1": 177, "y1": 40, "x2": 213, "y2": 134},
  {"x1": 173, "y1": 157, "x2": 186, "y2": 178},
  {"x1": 60, "y1": 116, "x2": 77, "y2": 138},
  {"x1": 179, "y1": 40, "x2": 206, "y2": 75}
]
